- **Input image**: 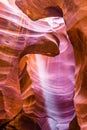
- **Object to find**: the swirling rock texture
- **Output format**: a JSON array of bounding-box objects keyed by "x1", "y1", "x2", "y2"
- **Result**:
[
  {"x1": 25, "y1": 18, "x2": 76, "y2": 130},
  {"x1": 0, "y1": 0, "x2": 59, "y2": 129},
  {"x1": 16, "y1": 0, "x2": 87, "y2": 130},
  {"x1": 0, "y1": 0, "x2": 87, "y2": 130}
]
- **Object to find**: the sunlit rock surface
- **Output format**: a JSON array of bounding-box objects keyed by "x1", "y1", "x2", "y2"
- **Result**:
[
  {"x1": 24, "y1": 18, "x2": 76, "y2": 130},
  {"x1": 0, "y1": 0, "x2": 59, "y2": 128},
  {"x1": 0, "y1": 0, "x2": 87, "y2": 129},
  {"x1": 15, "y1": 1, "x2": 87, "y2": 129},
  {"x1": 15, "y1": 0, "x2": 87, "y2": 29}
]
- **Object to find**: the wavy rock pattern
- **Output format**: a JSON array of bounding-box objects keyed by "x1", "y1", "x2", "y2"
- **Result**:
[
  {"x1": 16, "y1": 0, "x2": 87, "y2": 129},
  {"x1": 22, "y1": 18, "x2": 76, "y2": 130},
  {"x1": 0, "y1": 0, "x2": 87, "y2": 130},
  {"x1": 68, "y1": 16, "x2": 87, "y2": 130},
  {"x1": 0, "y1": 0, "x2": 59, "y2": 127}
]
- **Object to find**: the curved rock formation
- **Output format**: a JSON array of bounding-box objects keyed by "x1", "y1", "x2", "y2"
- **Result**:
[
  {"x1": 21, "y1": 9, "x2": 76, "y2": 130},
  {"x1": 0, "y1": 0, "x2": 87, "y2": 129},
  {"x1": 15, "y1": 1, "x2": 87, "y2": 129},
  {"x1": 0, "y1": 0, "x2": 59, "y2": 127}
]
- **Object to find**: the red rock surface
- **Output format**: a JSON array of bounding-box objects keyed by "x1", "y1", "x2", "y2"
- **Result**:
[
  {"x1": 0, "y1": 0, "x2": 87, "y2": 129},
  {"x1": 16, "y1": 0, "x2": 87, "y2": 129}
]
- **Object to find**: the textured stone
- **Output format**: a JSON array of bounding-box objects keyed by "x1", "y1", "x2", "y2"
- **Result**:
[
  {"x1": 0, "y1": 0, "x2": 59, "y2": 128},
  {"x1": 15, "y1": 0, "x2": 87, "y2": 129},
  {"x1": 15, "y1": 0, "x2": 87, "y2": 28},
  {"x1": 1, "y1": 0, "x2": 87, "y2": 130},
  {"x1": 2, "y1": 112, "x2": 41, "y2": 130},
  {"x1": 68, "y1": 17, "x2": 87, "y2": 130}
]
